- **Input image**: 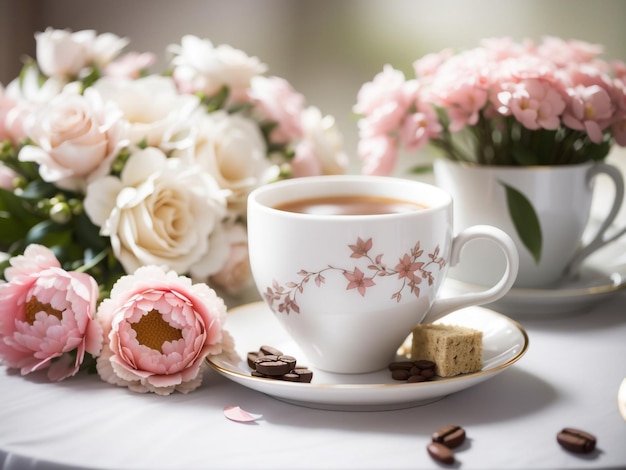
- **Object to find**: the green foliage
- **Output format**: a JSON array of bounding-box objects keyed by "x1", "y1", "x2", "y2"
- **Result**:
[{"x1": 500, "y1": 181, "x2": 543, "y2": 264}]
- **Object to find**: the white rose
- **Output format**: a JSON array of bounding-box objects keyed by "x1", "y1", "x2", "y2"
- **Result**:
[
  {"x1": 18, "y1": 88, "x2": 126, "y2": 192},
  {"x1": 292, "y1": 106, "x2": 348, "y2": 177},
  {"x1": 181, "y1": 110, "x2": 269, "y2": 210},
  {"x1": 36, "y1": 28, "x2": 93, "y2": 77},
  {"x1": 169, "y1": 35, "x2": 267, "y2": 101},
  {"x1": 83, "y1": 147, "x2": 228, "y2": 277},
  {"x1": 92, "y1": 75, "x2": 199, "y2": 149},
  {"x1": 88, "y1": 32, "x2": 129, "y2": 67},
  {"x1": 36, "y1": 28, "x2": 128, "y2": 78}
]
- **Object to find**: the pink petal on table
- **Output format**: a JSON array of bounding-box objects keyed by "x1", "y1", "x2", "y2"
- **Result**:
[{"x1": 223, "y1": 405, "x2": 262, "y2": 423}]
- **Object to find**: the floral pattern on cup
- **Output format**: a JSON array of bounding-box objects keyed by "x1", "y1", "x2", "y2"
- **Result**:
[{"x1": 264, "y1": 237, "x2": 445, "y2": 314}]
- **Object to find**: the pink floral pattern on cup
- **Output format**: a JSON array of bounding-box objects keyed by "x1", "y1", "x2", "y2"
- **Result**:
[{"x1": 264, "y1": 237, "x2": 445, "y2": 314}]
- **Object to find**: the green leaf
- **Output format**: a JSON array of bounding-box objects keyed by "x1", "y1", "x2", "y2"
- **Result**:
[
  {"x1": 24, "y1": 219, "x2": 72, "y2": 248},
  {"x1": 408, "y1": 164, "x2": 434, "y2": 174},
  {"x1": 500, "y1": 181, "x2": 543, "y2": 264},
  {"x1": 0, "y1": 213, "x2": 29, "y2": 244}
]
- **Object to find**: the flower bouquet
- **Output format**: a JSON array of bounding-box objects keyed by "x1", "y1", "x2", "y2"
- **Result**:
[
  {"x1": 353, "y1": 36, "x2": 626, "y2": 265},
  {"x1": 0, "y1": 28, "x2": 347, "y2": 393}
]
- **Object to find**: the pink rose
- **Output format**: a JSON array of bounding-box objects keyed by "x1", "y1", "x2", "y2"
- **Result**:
[
  {"x1": 249, "y1": 75, "x2": 304, "y2": 144},
  {"x1": 0, "y1": 245, "x2": 102, "y2": 381},
  {"x1": 18, "y1": 88, "x2": 125, "y2": 192},
  {"x1": 96, "y1": 265, "x2": 228, "y2": 395}
]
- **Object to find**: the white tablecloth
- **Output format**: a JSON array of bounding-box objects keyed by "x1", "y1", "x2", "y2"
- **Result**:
[{"x1": 1, "y1": 285, "x2": 625, "y2": 470}]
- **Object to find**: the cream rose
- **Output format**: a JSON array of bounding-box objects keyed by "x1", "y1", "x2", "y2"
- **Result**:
[
  {"x1": 92, "y1": 75, "x2": 199, "y2": 149},
  {"x1": 18, "y1": 88, "x2": 125, "y2": 192},
  {"x1": 180, "y1": 110, "x2": 268, "y2": 211},
  {"x1": 83, "y1": 147, "x2": 228, "y2": 277},
  {"x1": 169, "y1": 35, "x2": 267, "y2": 101}
]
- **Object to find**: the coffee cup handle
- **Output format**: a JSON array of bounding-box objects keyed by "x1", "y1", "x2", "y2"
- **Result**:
[
  {"x1": 424, "y1": 225, "x2": 519, "y2": 323},
  {"x1": 563, "y1": 163, "x2": 626, "y2": 278}
]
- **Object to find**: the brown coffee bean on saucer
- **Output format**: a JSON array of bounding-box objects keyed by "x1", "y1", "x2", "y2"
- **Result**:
[
  {"x1": 557, "y1": 427, "x2": 596, "y2": 454},
  {"x1": 254, "y1": 355, "x2": 297, "y2": 376},
  {"x1": 388, "y1": 359, "x2": 438, "y2": 383},
  {"x1": 259, "y1": 345, "x2": 283, "y2": 356},
  {"x1": 281, "y1": 367, "x2": 314, "y2": 383}
]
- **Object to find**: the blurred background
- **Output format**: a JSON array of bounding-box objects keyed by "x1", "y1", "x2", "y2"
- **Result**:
[{"x1": 2, "y1": 0, "x2": 626, "y2": 206}]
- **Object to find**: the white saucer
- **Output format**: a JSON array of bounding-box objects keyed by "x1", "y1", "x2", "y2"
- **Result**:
[
  {"x1": 445, "y1": 237, "x2": 626, "y2": 317},
  {"x1": 207, "y1": 302, "x2": 528, "y2": 411}
]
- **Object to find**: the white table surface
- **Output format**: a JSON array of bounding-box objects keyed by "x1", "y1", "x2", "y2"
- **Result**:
[{"x1": 1, "y1": 285, "x2": 625, "y2": 470}]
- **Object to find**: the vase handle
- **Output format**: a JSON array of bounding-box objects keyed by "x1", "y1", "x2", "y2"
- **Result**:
[
  {"x1": 424, "y1": 225, "x2": 519, "y2": 323},
  {"x1": 564, "y1": 163, "x2": 626, "y2": 278}
]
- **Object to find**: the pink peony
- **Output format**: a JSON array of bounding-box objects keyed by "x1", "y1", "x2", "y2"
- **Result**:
[
  {"x1": 0, "y1": 245, "x2": 102, "y2": 381},
  {"x1": 96, "y1": 265, "x2": 228, "y2": 395}
]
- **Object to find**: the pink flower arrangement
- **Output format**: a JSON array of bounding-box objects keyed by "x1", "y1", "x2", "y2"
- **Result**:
[
  {"x1": 0, "y1": 27, "x2": 348, "y2": 392},
  {"x1": 354, "y1": 36, "x2": 626, "y2": 174}
]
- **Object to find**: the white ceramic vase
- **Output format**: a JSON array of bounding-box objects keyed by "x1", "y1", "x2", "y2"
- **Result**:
[{"x1": 434, "y1": 159, "x2": 626, "y2": 289}]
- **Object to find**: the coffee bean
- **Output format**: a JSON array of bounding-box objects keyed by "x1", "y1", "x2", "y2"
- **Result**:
[
  {"x1": 427, "y1": 441, "x2": 455, "y2": 464},
  {"x1": 414, "y1": 359, "x2": 435, "y2": 369},
  {"x1": 391, "y1": 369, "x2": 411, "y2": 381},
  {"x1": 432, "y1": 425, "x2": 466, "y2": 448},
  {"x1": 388, "y1": 360, "x2": 439, "y2": 383},
  {"x1": 259, "y1": 345, "x2": 283, "y2": 356},
  {"x1": 281, "y1": 368, "x2": 314, "y2": 383},
  {"x1": 247, "y1": 351, "x2": 261, "y2": 369},
  {"x1": 248, "y1": 346, "x2": 314, "y2": 383},
  {"x1": 407, "y1": 374, "x2": 426, "y2": 383},
  {"x1": 557, "y1": 427, "x2": 596, "y2": 454},
  {"x1": 388, "y1": 361, "x2": 414, "y2": 370},
  {"x1": 254, "y1": 355, "x2": 297, "y2": 376}
]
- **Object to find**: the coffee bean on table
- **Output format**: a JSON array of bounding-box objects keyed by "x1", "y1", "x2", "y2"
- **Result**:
[
  {"x1": 432, "y1": 425, "x2": 466, "y2": 448},
  {"x1": 557, "y1": 427, "x2": 596, "y2": 454},
  {"x1": 427, "y1": 441, "x2": 455, "y2": 465}
]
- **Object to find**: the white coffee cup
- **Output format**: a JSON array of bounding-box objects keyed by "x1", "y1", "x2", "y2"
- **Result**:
[{"x1": 247, "y1": 175, "x2": 519, "y2": 374}]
